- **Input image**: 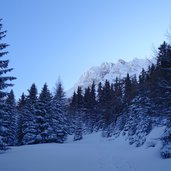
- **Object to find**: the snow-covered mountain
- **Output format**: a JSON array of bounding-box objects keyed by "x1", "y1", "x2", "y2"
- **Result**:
[{"x1": 67, "y1": 58, "x2": 155, "y2": 96}]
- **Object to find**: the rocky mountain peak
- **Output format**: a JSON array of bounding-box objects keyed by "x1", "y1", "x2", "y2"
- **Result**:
[{"x1": 67, "y1": 58, "x2": 155, "y2": 97}]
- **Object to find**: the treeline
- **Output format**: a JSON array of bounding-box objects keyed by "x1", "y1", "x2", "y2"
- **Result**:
[
  {"x1": 1, "y1": 82, "x2": 69, "y2": 148},
  {"x1": 68, "y1": 42, "x2": 171, "y2": 141},
  {"x1": 1, "y1": 41, "x2": 170, "y2": 149}
]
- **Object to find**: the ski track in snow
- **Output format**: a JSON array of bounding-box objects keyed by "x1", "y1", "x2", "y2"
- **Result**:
[{"x1": 0, "y1": 129, "x2": 171, "y2": 171}]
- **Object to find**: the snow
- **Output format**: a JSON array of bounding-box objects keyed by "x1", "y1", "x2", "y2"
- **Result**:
[
  {"x1": 66, "y1": 57, "x2": 155, "y2": 97},
  {"x1": 0, "y1": 127, "x2": 171, "y2": 171}
]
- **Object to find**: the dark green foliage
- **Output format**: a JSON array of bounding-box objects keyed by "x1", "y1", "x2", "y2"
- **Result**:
[
  {"x1": 35, "y1": 83, "x2": 53, "y2": 143},
  {"x1": 76, "y1": 86, "x2": 84, "y2": 110},
  {"x1": 83, "y1": 82, "x2": 97, "y2": 133},
  {"x1": 112, "y1": 77, "x2": 123, "y2": 114},
  {"x1": 97, "y1": 82, "x2": 103, "y2": 106},
  {"x1": 123, "y1": 74, "x2": 137, "y2": 105},
  {"x1": 102, "y1": 80, "x2": 113, "y2": 126},
  {"x1": 3, "y1": 90, "x2": 17, "y2": 146},
  {"x1": 51, "y1": 81, "x2": 68, "y2": 143},
  {"x1": 0, "y1": 20, "x2": 16, "y2": 150},
  {"x1": 0, "y1": 103, "x2": 8, "y2": 150},
  {"x1": 84, "y1": 82, "x2": 96, "y2": 110},
  {"x1": 16, "y1": 93, "x2": 26, "y2": 145},
  {"x1": 157, "y1": 42, "x2": 171, "y2": 90},
  {"x1": 17, "y1": 82, "x2": 69, "y2": 145},
  {"x1": 69, "y1": 86, "x2": 84, "y2": 140},
  {"x1": 22, "y1": 84, "x2": 38, "y2": 145}
]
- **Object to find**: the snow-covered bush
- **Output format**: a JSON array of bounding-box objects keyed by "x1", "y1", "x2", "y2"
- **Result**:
[
  {"x1": 160, "y1": 121, "x2": 171, "y2": 159},
  {"x1": 161, "y1": 145, "x2": 171, "y2": 159}
]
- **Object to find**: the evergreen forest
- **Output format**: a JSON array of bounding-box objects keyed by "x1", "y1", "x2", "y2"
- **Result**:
[{"x1": 0, "y1": 20, "x2": 171, "y2": 158}]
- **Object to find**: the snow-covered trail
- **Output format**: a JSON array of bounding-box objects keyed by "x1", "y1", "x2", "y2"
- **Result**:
[{"x1": 0, "y1": 130, "x2": 171, "y2": 171}]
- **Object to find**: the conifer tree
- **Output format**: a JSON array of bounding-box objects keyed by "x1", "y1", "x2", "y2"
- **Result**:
[
  {"x1": 73, "y1": 86, "x2": 84, "y2": 141},
  {"x1": 83, "y1": 82, "x2": 97, "y2": 132},
  {"x1": 139, "y1": 42, "x2": 171, "y2": 115},
  {"x1": 139, "y1": 68, "x2": 146, "y2": 84},
  {"x1": 69, "y1": 91, "x2": 77, "y2": 112},
  {"x1": 84, "y1": 87, "x2": 91, "y2": 111},
  {"x1": 102, "y1": 80, "x2": 114, "y2": 127},
  {"x1": 90, "y1": 82, "x2": 96, "y2": 109},
  {"x1": 112, "y1": 77, "x2": 123, "y2": 115},
  {"x1": 17, "y1": 93, "x2": 26, "y2": 145},
  {"x1": 97, "y1": 82, "x2": 103, "y2": 107},
  {"x1": 76, "y1": 86, "x2": 84, "y2": 109},
  {"x1": 157, "y1": 41, "x2": 171, "y2": 89},
  {"x1": 4, "y1": 90, "x2": 17, "y2": 146},
  {"x1": 123, "y1": 73, "x2": 136, "y2": 105},
  {"x1": 0, "y1": 19, "x2": 16, "y2": 150},
  {"x1": 68, "y1": 91, "x2": 78, "y2": 134},
  {"x1": 36, "y1": 83, "x2": 53, "y2": 143},
  {"x1": 96, "y1": 82, "x2": 105, "y2": 130},
  {"x1": 51, "y1": 81, "x2": 68, "y2": 143},
  {"x1": 22, "y1": 83, "x2": 38, "y2": 145}
]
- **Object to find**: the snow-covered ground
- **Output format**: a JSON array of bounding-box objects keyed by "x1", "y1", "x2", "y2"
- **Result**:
[{"x1": 0, "y1": 127, "x2": 171, "y2": 171}]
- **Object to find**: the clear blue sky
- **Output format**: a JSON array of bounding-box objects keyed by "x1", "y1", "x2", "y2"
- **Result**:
[{"x1": 1, "y1": 0, "x2": 171, "y2": 98}]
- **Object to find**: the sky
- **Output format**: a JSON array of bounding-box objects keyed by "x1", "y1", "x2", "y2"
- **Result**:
[{"x1": 0, "y1": 0, "x2": 171, "y2": 99}]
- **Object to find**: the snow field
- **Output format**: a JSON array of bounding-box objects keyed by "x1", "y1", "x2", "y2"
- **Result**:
[{"x1": 0, "y1": 128, "x2": 171, "y2": 171}]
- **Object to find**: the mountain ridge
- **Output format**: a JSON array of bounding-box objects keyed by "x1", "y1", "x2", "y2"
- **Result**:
[{"x1": 67, "y1": 57, "x2": 155, "y2": 96}]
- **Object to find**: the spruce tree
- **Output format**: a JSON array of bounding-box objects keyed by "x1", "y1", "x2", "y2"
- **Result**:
[
  {"x1": 90, "y1": 82, "x2": 96, "y2": 110},
  {"x1": 84, "y1": 87, "x2": 91, "y2": 111},
  {"x1": 16, "y1": 93, "x2": 26, "y2": 145},
  {"x1": 76, "y1": 86, "x2": 84, "y2": 109},
  {"x1": 36, "y1": 83, "x2": 53, "y2": 143},
  {"x1": 147, "y1": 42, "x2": 171, "y2": 115},
  {"x1": 149, "y1": 41, "x2": 171, "y2": 157},
  {"x1": 22, "y1": 83, "x2": 38, "y2": 145},
  {"x1": 68, "y1": 91, "x2": 77, "y2": 134},
  {"x1": 157, "y1": 42, "x2": 171, "y2": 89},
  {"x1": 123, "y1": 73, "x2": 136, "y2": 105},
  {"x1": 97, "y1": 82, "x2": 103, "y2": 107},
  {"x1": 51, "y1": 81, "x2": 68, "y2": 143},
  {"x1": 83, "y1": 82, "x2": 97, "y2": 133},
  {"x1": 96, "y1": 82, "x2": 104, "y2": 130},
  {"x1": 69, "y1": 91, "x2": 77, "y2": 112},
  {"x1": 73, "y1": 86, "x2": 84, "y2": 141},
  {"x1": 0, "y1": 19, "x2": 16, "y2": 150},
  {"x1": 102, "y1": 80, "x2": 119, "y2": 136},
  {"x1": 112, "y1": 77, "x2": 123, "y2": 115},
  {"x1": 139, "y1": 68, "x2": 146, "y2": 84},
  {"x1": 4, "y1": 90, "x2": 17, "y2": 146}
]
